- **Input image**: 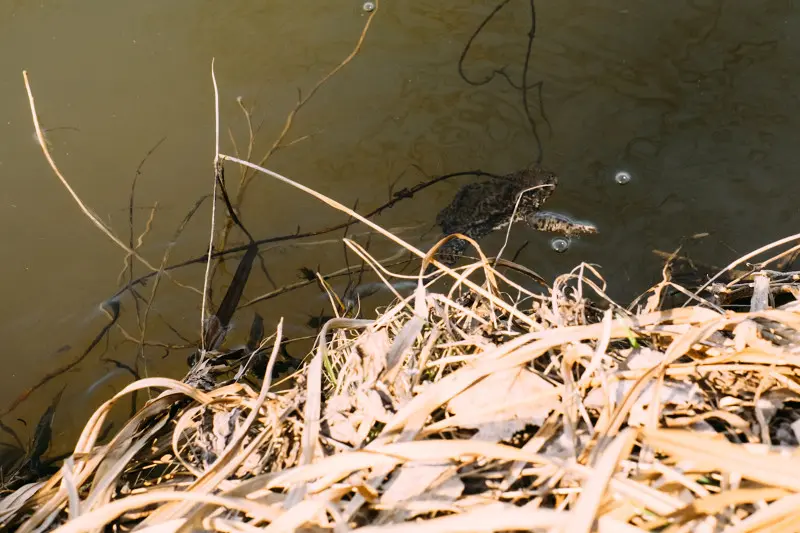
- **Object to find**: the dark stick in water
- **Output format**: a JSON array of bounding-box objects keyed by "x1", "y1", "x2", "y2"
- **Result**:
[
  {"x1": 199, "y1": 165, "x2": 261, "y2": 354},
  {"x1": 458, "y1": 0, "x2": 549, "y2": 164},
  {"x1": 203, "y1": 243, "x2": 258, "y2": 352},
  {"x1": 0, "y1": 301, "x2": 120, "y2": 420},
  {"x1": 110, "y1": 169, "x2": 504, "y2": 301}
]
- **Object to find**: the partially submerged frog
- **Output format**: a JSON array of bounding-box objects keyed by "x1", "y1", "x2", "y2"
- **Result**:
[{"x1": 434, "y1": 166, "x2": 597, "y2": 265}]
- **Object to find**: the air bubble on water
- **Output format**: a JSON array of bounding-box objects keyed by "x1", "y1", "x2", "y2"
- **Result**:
[
  {"x1": 550, "y1": 237, "x2": 570, "y2": 253},
  {"x1": 614, "y1": 171, "x2": 632, "y2": 185},
  {"x1": 362, "y1": 1, "x2": 375, "y2": 11}
]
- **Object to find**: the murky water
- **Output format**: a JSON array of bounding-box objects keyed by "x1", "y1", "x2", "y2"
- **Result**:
[{"x1": 2, "y1": 0, "x2": 800, "y2": 456}]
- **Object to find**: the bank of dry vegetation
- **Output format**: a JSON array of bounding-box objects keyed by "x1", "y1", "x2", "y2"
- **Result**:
[
  {"x1": 5, "y1": 3, "x2": 800, "y2": 529},
  {"x1": 4, "y1": 233, "x2": 800, "y2": 532}
]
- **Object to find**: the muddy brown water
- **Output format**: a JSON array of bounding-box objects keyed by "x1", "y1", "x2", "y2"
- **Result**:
[{"x1": 1, "y1": 1, "x2": 799, "y2": 458}]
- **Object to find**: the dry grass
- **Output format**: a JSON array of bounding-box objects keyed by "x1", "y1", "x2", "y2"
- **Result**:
[
  {"x1": 4, "y1": 233, "x2": 800, "y2": 532},
  {"x1": 11, "y1": 19, "x2": 800, "y2": 528}
]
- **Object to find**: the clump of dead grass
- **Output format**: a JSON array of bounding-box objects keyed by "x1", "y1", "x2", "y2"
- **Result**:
[
  {"x1": 12, "y1": 34, "x2": 800, "y2": 530},
  {"x1": 4, "y1": 237, "x2": 800, "y2": 533}
]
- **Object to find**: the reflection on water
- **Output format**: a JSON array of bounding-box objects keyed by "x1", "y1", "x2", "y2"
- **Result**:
[{"x1": 1, "y1": 0, "x2": 800, "y2": 454}]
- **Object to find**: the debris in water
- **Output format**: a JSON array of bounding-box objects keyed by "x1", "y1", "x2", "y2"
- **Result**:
[
  {"x1": 246, "y1": 313, "x2": 265, "y2": 353},
  {"x1": 363, "y1": 2, "x2": 375, "y2": 12},
  {"x1": 29, "y1": 387, "x2": 64, "y2": 474}
]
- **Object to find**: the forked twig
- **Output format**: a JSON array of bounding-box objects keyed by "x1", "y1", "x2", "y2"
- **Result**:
[
  {"x1": 138, "y1": 197, "x2": 208, "y2": 381},
  {"x1": 230, "y1": 0, "x2": 380, "y2": 210},
  {"x1": 120, "y1": 136, "x2": 167, "y2": 288}
]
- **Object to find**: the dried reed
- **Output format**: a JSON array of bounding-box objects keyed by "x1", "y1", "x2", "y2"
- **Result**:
[
  {"x1": 10, "y1": 41, "x2": 800, "y2": 530},
  {"x1": 3, "y1": 227, "x2": 800, "y2": 532}
]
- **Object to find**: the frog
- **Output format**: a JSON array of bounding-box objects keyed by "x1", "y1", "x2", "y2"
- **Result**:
[{"x1": 433, "y1": 166, "x2": 597, "y2": 266}]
